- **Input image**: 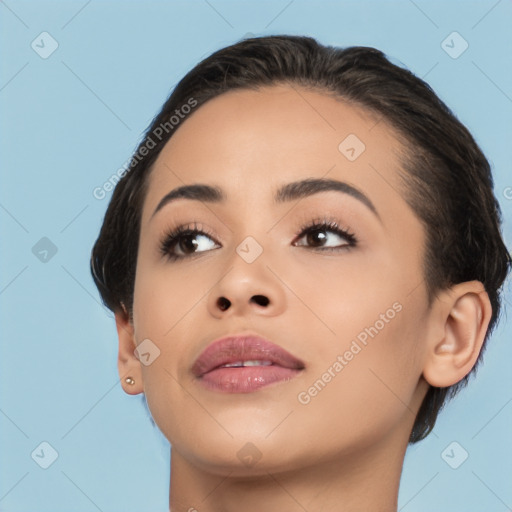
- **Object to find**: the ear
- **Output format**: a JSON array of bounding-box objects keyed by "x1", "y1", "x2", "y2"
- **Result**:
[
  {"x1": 115, "y1": 303, "x2": 144, "y2": 395},
  {"x1": 422, "y1": 281, "x2": 492, "y2": 388}
]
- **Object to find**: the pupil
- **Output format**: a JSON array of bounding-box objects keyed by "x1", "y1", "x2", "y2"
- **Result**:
[
  {"x1": 181, "y1": 236, "x2": 198, "y2": 253},
  {"x1": 309, "y1": 230, "x2": 326, "y2": 246}
]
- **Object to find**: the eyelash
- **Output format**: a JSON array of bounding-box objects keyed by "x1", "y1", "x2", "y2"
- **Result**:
[{"x1": 159, "y1": 217, "x2": 357, "y2": 262}]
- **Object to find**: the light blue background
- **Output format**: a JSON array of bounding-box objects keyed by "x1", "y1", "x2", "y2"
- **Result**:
[{"x1": 1, "y1": 1, "x2": 511, "y2": 511}]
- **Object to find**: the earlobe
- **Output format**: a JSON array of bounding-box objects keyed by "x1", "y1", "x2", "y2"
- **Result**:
[
  {"x1": 422, "y1": 281, "x2": 492, "y2": 388},
  {"x1": 115, "y1": 305, "x2": 144, "y2": 396}
]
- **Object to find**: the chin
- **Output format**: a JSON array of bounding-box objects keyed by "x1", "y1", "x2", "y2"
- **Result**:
[{"x1": 184, "y1": 445, "x2": 304, "y2": 478}]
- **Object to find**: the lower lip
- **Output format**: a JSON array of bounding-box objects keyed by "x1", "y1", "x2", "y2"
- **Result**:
[{"x1": 197, "y1": 365, "x2": 302, "y2": 393}]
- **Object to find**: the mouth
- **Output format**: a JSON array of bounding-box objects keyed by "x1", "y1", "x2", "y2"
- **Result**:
[{"x1": 191, "y1": 334, "x2": 306, "y2": 393}]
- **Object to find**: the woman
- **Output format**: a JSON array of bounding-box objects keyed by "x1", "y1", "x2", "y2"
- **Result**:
[{"x1": 90, "y1": 35, "x2": 510, "y2": 511}]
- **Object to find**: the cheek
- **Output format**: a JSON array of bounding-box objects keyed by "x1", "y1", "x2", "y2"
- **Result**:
[
  {"x1": 131, "y1": 263, "x2": 200, "y2": 392},
  {"x1": 294, "y1": 259, "x2": 425, "y2": 432},
  {"x1": 292, "y1": 307, "x2": 424, "y2": 456},
  {"x1": 131, "y1": 265, "x2": 205, "y2": 447},
  {"x1": 297, "y1": 247, "x2": 412, "y2": 346},
  {"x1": 132, "y1": 260, "x2": 205, "y2": 338}
]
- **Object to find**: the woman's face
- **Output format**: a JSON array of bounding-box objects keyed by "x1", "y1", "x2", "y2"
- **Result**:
[{"x1": 130, "y1": 84, "x2": 433, "y2": 474}]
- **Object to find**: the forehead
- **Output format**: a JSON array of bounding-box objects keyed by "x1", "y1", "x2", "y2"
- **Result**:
[{"x1": 143, "y1": 84, "x2": 408, "y2": 222}]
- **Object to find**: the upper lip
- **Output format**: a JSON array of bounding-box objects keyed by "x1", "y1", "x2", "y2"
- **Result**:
[{"x1": 191, "y1": 333, "x2": 306, "y2": 377}]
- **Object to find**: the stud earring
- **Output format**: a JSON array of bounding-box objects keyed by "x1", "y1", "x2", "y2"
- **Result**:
[{"x1": 125, "y1": 377, "x2": 135, "y2": 385}]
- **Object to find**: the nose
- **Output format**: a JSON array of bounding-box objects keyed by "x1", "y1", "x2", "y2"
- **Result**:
[{"x1": 207, "y1": 248, "x2": 287, "y2": 319}]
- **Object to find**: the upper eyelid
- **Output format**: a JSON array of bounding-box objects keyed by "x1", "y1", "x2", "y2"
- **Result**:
[{"x1": 164, "y1": 220, "x2": 347, "y2": 236}]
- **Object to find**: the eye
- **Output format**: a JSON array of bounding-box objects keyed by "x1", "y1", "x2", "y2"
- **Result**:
[
  {"x1": 159, "y1": 222, "x2": 220, "y2": 261},
  {"x1": 293, "y1": 217, "x2": 357, "y2": 251},
  {"x1": 159, "y1": 217, "x2": 357, "y2": 262}
]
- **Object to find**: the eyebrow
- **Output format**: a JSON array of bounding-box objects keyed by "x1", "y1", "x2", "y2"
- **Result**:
[{"x1": 151, "y1": 177, "x2": 380, "y2": 220}]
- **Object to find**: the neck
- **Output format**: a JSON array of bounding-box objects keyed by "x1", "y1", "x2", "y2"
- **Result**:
[{"x1": 168, "y1": 429, "x2": 408, "y2": 512}]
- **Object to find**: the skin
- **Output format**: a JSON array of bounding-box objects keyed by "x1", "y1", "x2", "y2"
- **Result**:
[{"x1": 114, "y1": 85, "x2": 492, "y2": 512}]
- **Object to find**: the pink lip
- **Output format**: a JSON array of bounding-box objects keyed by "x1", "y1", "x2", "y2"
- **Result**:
[{"x1": 191, "y1": 334, "x2": 305, "y2": 393}]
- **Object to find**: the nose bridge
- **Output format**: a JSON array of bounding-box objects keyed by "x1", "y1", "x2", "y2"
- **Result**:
[
  {"x1": 229, "y1": 203, "x2": 284, "y2": 276},
  {"x1": 222, "y1": 197, "x2": 276, "y2": 264}
]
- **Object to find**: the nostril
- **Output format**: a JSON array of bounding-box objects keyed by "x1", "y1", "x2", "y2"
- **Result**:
[
  {"x1": 251, "y1": 295, "x2": 269, "y2": 307},
  {"x1": 217, "y1": 297, "x2": 231, "y2": 310}
]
